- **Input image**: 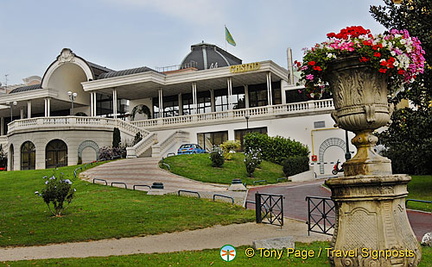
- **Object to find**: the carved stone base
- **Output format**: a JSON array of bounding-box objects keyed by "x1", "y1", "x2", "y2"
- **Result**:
[
  {"x1": 343, "y1": 130, "x2": 392, "y2": 176},
  {"x1": 325, "y1": 175, "x2": 421, "y2": 267}
]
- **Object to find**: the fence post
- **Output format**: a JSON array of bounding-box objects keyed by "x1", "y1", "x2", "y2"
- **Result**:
[{"x1": 255, "y1": 192, "x2": 262, "y2": 223}]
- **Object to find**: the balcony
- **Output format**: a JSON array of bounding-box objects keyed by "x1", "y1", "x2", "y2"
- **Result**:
[
  {"x1": 6, "y1": 99, "x2": 334, "y2": 135},
  {"x1": 130, "y1": 99, "x2": 334, "y2": 130}
]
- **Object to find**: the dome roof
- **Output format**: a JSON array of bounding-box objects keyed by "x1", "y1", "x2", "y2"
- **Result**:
[{"x1": 180, "y1": 42, "x2": 242, "y2": 70}]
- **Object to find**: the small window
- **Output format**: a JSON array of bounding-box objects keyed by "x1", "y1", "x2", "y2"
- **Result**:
[{"x1": 314, "y1": 121, "x2": 326, "y2": 128}]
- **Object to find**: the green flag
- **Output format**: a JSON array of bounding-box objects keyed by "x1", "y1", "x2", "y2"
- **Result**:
[{"x1": 225, "y1": 26, "x2": 236, "y2": 47}]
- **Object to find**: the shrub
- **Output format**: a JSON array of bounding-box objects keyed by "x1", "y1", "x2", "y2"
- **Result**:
[
  {"x1": 244, "y1": 148, "x2": 263, "y2": 177},
  {"x1": 98, "y1": 146, "x2": 126, "y2": 161},
  {"x1": 209, "y1": 146, "x2": 224, "y2": 167},
  {"x1": 219, "y1": 140, "x2": 241, "y2": 160},
  {"x1": 244, "y1": 132, "x2": 309, "y2": 164},
  {"x1": 282, "y1": 156, "x2": 310, "y2": 177},
  {"x1": 35, "y1": 171, "x2": 76, "y2": 216},
  {"x1": 112, "y1": 127, "x2": 121, "y2": 148}
]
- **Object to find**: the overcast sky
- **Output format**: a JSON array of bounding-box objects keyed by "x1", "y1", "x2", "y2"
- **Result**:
[{"x1": 0, "y1": 0, "x2": 387, "y2": 86}]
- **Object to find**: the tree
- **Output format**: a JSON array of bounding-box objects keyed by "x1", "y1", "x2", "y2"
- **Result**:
[
  {"x1": 371, "y1": 0, "x2": 432, "y2": 174},
  {"x1": 112, "y1": 127, "x2": 121, "y2": 148}
]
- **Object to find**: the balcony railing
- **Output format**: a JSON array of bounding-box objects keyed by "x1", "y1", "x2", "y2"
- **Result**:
[
  {"x1": 6, "y1": 99, "x2": 334, "y2": 134},
  {"x1": 8, "y1": 116, "x2": 150, "y2": 138},
  {"x1": 131, "y1": 99, "x2": 334, "y2": 129}
]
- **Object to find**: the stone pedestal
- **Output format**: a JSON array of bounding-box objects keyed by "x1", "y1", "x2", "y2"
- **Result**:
[{"x1": 326, "y1": 175, "x2": 421, "y2": 267}]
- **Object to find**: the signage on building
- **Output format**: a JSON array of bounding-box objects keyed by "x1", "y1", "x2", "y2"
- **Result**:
[{"x1": 229, "y1": 62, "x2": 261, "y2": 73}]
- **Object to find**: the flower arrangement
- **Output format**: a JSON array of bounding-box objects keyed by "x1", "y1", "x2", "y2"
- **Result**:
[{"x1": 296, "y1": 26, "x2": 426, "y2": 98}]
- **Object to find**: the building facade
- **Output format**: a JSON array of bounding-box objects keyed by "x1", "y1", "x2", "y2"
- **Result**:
[{"x1": 0, "y1": 43, "x2": 355, "y2": 174}]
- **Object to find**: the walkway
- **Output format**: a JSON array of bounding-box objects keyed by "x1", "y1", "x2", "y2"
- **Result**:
[
  {"x1": 247, "y1": 179, "x2": 432, "y2": 241},
  {"x1": 0, "y1": 220, "x2": 330, "y2": 261},
  {"x1": 80, "y1": 158, "x2": 247, "y2": 205}
]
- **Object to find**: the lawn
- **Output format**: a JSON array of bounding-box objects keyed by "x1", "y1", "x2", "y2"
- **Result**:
[
  {"x1": 161, "y1": 153, "x2": 285, "y2": 185},
  {"x1": 407, "y1": 175, "x2": 432, "y2": 212},
  {"x1": 3, "y1": 242, "x2": 431, "y2": 266},
  {"x1": 0, "y1": 164, "x2": 254, "y2": 247}
]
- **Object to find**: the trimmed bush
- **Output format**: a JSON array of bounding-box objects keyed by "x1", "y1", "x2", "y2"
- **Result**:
[
  {"x1": 220, "y1": 140, "x2": 241, "y2": 160},
  {"x1": 209, "y1": 146, "x2": 224, "y2": 167},
  {"x1": 282, "y1": 156, "x2": 310, "y2": 177},
  {"x1": 244, "y1": 132, "x2": 309, "y2": 164},
  {"x1": 244, "y1": 148, "x2": 263, "y2": 177}
]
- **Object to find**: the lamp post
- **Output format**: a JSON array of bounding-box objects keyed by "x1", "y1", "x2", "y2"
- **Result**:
[
  {"x1": 5, "y1": 101, "x2": 17, "y2": 122},
  {"x1": 67, "y1": 91, "x2": 77, "y2": 115},
  {"x1": 245, "y1": 115, "x2": 250, "y2": 131}
]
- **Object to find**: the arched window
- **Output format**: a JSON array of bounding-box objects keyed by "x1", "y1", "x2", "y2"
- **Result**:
[
  {"x1": 21, "y1": 141, "x2": 36, "y2": 170},
  {"x1": 46, "y1": 139, "x2": 68, "y2": 169}
]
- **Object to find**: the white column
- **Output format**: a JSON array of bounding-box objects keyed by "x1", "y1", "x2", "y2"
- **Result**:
[
  {"x1": 266, "y1": 72, "x2": 273, "y2": 106},
  {"x1": 281, "y1": 80, "x2": 287, "y2": 105},
  {"x1": 0, "y1": 117, "x2": 4, "y2": 136},
  {"x1": 244, "y1": 85, "x2": 249, "y2": 108},
  {"x1": 192, "y1": 82, "x2": 197, "y2": 114},
  {"x1": 20, "y1": 108, "x2": 24, "y2": 119},
  {"x1": 227, "y1": 78, "x2": 233, "y2": 110},
  {"x1": 90, "y1": 93, "x2": 94, "y2": 116},
  {"x1": 158, "y1": 88, "x2": 164, "y2": 118},
  {"x1": 113, "y1": 88, "x2": 118, "y2": 119},
  {"x1": 44, "y1": 98, "x2": 51, "y2": 117},
  {"x1": 27, "y1": 101, "x2": 32, "y2": 118},
  {"x1": 91, "y1": 92, "x2": 97, "y2": 116}
]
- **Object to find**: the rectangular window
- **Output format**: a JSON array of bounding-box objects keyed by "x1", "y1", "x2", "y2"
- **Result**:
[
  {"x1": 197, "y1": 131, "x2": 228, "y2": 151},
  {"x1": 234, "y1": 127, "x2": 268, "y2": 151},
  {"x1": 314, "y1": 121, "x2": 326, "y2": 128},
  {"x1": 197, "y1": 91, "x2": 211, "y2": 114}
]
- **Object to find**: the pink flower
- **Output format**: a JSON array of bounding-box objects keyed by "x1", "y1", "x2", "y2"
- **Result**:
[{"x1": 306, "y1": 74, "x2": 314, "y2": 80}]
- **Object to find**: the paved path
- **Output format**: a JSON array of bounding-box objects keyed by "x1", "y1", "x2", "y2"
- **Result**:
[
  {"x1": 247, "y1": 179, "x2": 432, "y2": 241},
  {"x1": 81, "y1": 158, "x2": 247, "y2": 205},
  {"x1": 0, "y1": 220, "x2": 330, "y2": 261},
  {"x1": 81, "y1": 158, "x2": 227, "y2": 193}
]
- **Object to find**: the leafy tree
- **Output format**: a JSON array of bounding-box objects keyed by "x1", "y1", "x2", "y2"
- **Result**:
[{"x1": 371, "y1": 0, "x2": 432, "y2": 174}]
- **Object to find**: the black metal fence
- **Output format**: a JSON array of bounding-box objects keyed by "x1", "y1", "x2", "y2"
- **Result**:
[
  {"x1": 255, "y1": 193, "x2": 284, "y2": 227},
  {"x1": 305, "y1": 196, "x2": 335, "y2": 236}
]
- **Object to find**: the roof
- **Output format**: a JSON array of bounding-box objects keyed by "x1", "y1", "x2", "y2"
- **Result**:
[
  {"x1": 180, "y1": 43, "x2": 242, "y2": 71},
  {"x1": 9, "y1": 84, "x2": 42, "y2": 94},
  {"x1": 97, "y1": 67, "x2": 159, "y2": 79}
]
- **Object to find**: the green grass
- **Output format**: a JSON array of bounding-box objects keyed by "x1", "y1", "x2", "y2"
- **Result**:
[
  {"x1": 162, "y1": 153, "x2": 285, "y2": 185},
  {"x1": 0, "y1": 164, "x2": 254, "y2": 247},
  {"x1": 407, "y1": 175, "x2": 432, "y2": 212},
  {"x1": 3, "y1": 242, "x2": 431, "y2": 266}
]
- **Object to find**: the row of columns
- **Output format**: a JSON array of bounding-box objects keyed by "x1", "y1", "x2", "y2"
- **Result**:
[{"x1": 153, "y1": 73, "x2": 273, "y2": 118}]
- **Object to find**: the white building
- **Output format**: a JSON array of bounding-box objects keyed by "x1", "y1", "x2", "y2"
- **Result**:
[{"x1": 0, "y1": 43, "x2": 355, "y2": 174}]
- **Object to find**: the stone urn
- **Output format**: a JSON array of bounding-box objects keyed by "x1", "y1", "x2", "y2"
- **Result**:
[
  {"x1": 326, "y1": 56, "x2": 392, "y2": 176},
  {"x1": 324, "y1": 56, "x2": 421, "y2": 267}
]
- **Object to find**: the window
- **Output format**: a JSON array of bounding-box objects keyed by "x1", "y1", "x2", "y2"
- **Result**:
[
  {"x1": 46, "y1": 139, "x2": 68, "y2": 169},
  {"x1": 215, "y1": 89, "x2": 229, "y2": 112},
  {"x1": 248, "y1": 84, "x2": 268, "y2": 107},
  {"x1": 197, "y1": 91, "x2": 211, "y2": 114},
  {"x1": 234, "y1": 127, "x2": 268, "y2": 151},
  {"x1": 197, "y1": 131, "x2": 228, "y2": 151},
  {"x1": 21, "y1": 141, "x2": 35, "y2": 170},
  {"x1": 182, "y1": 94, "x2": 194, "y2": 115}
]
